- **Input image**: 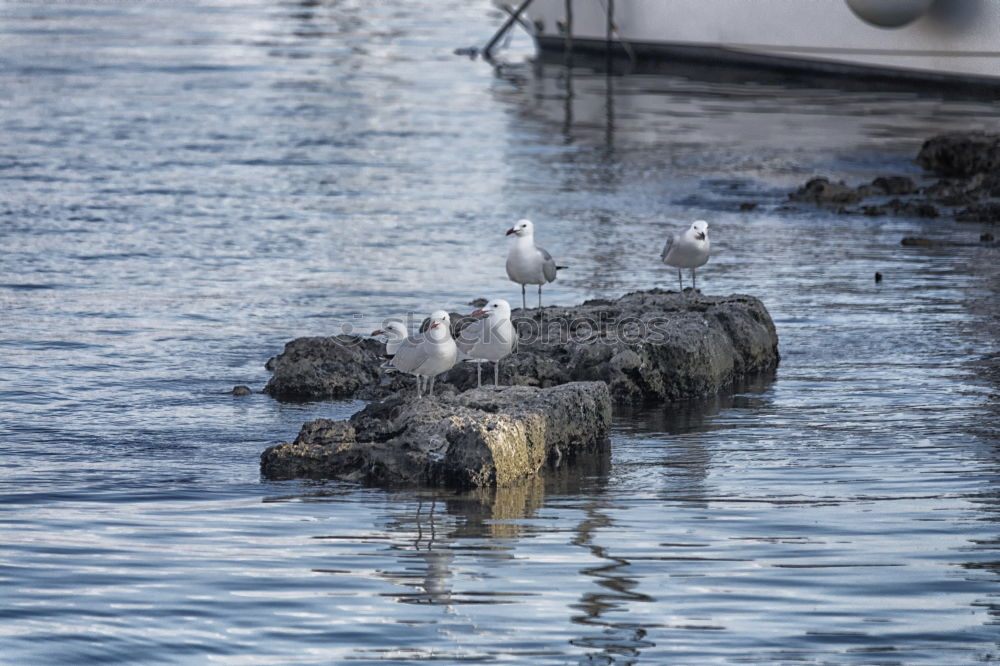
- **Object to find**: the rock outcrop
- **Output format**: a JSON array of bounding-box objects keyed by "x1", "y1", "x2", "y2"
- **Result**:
[
  {"x1": 260, "y1": 382, "x2": 612, "y2": 488},
  {"x1": 263, "y1": 290, "x2": 779, "y2": 403},
  {"x1": 263, "y1": 336, "x2": 386, "y2": 401}
]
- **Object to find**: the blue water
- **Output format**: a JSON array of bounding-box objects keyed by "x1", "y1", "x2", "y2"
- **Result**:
[{"x1": 2, "y1": 1, "x2": 999, "y2": 663}]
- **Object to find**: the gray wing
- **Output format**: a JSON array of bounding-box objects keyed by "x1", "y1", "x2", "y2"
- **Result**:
[
  {"x1": 539, "y1": 247, "x2": 557, "y2": 283},
  {"x1": 455, "y1": 318, "x2": 485, "y2": 355},
  {"x1": 389, "y1": 334, "x2": 429, "y2": 373},
  {"x1": 660, "y1": 233, "x2": 674, "y2": 262}
]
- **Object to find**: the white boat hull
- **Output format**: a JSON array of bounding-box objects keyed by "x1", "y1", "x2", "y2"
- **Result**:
[{"x1": 519, "y1": 0, "x2": 1000, "y2": 84}]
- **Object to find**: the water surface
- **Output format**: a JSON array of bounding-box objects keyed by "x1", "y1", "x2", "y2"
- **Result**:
[{"x1": 1, "y1": 1, "x2": 998, "y2": 663}]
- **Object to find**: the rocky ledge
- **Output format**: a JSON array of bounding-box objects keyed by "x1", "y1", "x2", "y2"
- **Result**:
[
  {"x1": 789, "y1": 132, "x2": 1000, "y2": 223},
  {"x1": 263, "y1": 290, "x2": 779, "y2": 404},
  {"x1": 260, "y1": 382, "x2": 612, "y2": 488}
]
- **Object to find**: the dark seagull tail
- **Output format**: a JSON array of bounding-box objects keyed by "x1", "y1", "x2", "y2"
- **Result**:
[{"x1": 556, "y1": 265, "x2": 569, "y2": 271}]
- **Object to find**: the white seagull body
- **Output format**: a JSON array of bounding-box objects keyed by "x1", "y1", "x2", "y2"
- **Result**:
[
  {"x1": 388, "y1": 310, "x2": 458, "y2": 397},
  {"x1": 456, "y1": 298, "x2": 517, "y2": 388},
  {"x1": 661, "y1": 219, "x2": 710, "y2": 294},
  {"x1": 505, "y1": 219, "x2": 560, "y2": 310}
]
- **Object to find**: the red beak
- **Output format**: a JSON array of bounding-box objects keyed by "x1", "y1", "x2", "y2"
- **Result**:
[
  {"x1": 471, "y1": 309, "x2": 486, "y2": 316},
  {"x1": 371, "y1": 330, "x2": 384, "y2": 336},
  {"x1": 430, "y1": 322, "x2": 439, "y2": 329},
  {"x1": 505, "y1": 228, "x2": 516, "y2": 236}
]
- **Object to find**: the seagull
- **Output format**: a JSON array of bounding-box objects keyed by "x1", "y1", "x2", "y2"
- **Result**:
[
  {"x1": 661, "y1": 219, "x2": 710, "y2": 294},
  {"x1": 456, "y1": 298, "x2": 517, "y2": 388},
  {"x1": 387, "y1": 311, "x2": 458, "y2": 398},
  {"x1": 371, "y1": 321, "x2": 408, "y2": 360},
  {"x1": 505, "y1": 219, "x2": 564, "y2": 310}
]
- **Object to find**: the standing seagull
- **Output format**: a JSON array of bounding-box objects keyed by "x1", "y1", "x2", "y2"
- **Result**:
[
  {"x1": 388, "y1": 311, "x2": 458, "y2": 398},
  {"x1": 371, "y1": 321, "x2": 408, "y2": 360},
  {"x1": 505, "y1": 219, "x2": 562, "y2": 310},
  {"x1": 456, "y1": 298, "x2": 516, "y2": 388},
  {"x1": 661, "y1": 219, "x2": 710, "y2": 294}
]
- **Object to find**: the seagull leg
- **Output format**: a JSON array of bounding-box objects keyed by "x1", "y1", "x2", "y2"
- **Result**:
[
  {"x1": 521, "y1": 284, "x2": 526, "y2": 311},
  {"x1": 476, "y1": 362, "x2": 482, "y2": 388},
  {"x1": 677, "y1": 268, "x2": 683, "y2": 294},
  {"x1": 416, "y1": 376, "x2": 423, "y2": 399},
  {"x1": 494, "y1": 361, "x2": 500, "y2": 387},
  {"x1": 429, "y1": 376, "x2": 436, "y2": 397},
  {"x1": 538, "y1": 284, "x2": 542, "y2": 310},
  {"x1": 692, "y1": 268, "x2": 697, "y2": 292}
]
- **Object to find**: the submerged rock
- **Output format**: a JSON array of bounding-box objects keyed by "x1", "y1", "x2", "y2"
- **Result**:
[
  {"x1": 263, "y1": 290, "x2": 780, "y2": 404},
  {"x1": 788, "y1": 177, "x2": 865, "y2": 205},
  {"x1": 788, "y1": 176, "x2": 921, "y2": 209},
  {"x1": 260, "y1": 382, "x2": 612, "y2": 488}
]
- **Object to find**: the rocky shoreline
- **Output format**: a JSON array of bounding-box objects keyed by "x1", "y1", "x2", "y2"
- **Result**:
[{"x1": 788, "y1": 132, "x2": 1000, "y2": 225}]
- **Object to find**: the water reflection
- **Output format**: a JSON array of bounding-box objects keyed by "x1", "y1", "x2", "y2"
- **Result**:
[
  {"x1": 299, "y1": 444, "x2": 611, "y2": 612},
  {"x1": 570, "y1": 501, "x2": 657, "y2": 664}
]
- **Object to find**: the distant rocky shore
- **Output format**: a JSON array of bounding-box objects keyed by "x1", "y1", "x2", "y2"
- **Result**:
[{"x1": 789, "y1": 132, "x2": 1000, "y2": 225}]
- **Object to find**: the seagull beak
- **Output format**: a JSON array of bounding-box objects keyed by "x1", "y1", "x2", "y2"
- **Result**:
[
  {"x1": 505, "y1": 227, "x2": 516, "y2": 236},
  {"x1": 430, "y1": 322, "x2": 439, "y2": 329},
  {"x1": 471, "y1": 309, "x2": 486, "y2": 316},
  {"x1": 696, "y1": 232, "x2": 706, "y2": 241},
  {"x1": 371, "y1": 330, "x2": 384, "y2": 336}
]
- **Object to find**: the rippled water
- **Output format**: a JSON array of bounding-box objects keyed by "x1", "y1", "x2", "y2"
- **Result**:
[{"x1": 2, "y1": 1, "x2": 999, "y2": 663}]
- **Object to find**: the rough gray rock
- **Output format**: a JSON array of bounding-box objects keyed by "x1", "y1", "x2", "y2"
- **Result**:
[
  {"x1": 263, "y1": 336, "x2": 387, "y2": 401},
  {"x1": 263, "y1": 290, "x2": 780, "y2": 403},
  {"x1": 260, "y1": 382, "x2": 612, "y2": 488}
]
